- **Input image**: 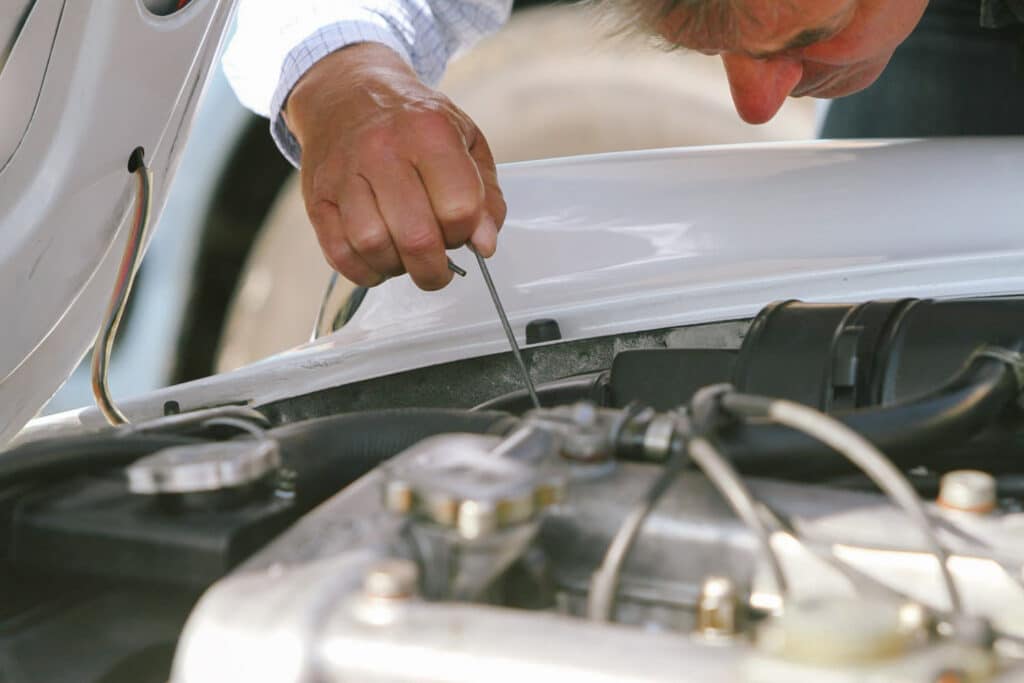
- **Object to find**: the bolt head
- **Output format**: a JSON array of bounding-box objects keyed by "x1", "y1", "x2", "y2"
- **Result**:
[
  {"x1": 697, "y1": 576, "x2": 740, "y2": 637},
  {"x1": 457, "y1": 499, "x2": 498, "y2": 539},
  {"x1": 385, "y1": 479, "x2": 414, "y2": 514},
  {"x1": 363, "y1": 559, "x2": 419, "y2": 599}
]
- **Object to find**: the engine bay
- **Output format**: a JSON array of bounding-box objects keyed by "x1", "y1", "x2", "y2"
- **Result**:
[{"x1": 4, "y1": 297, "x2": 1024, "y2": 681}]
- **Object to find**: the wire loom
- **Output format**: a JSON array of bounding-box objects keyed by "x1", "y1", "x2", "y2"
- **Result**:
[{"x1": 91, "y1": 147, "x2": 152, "y2": 425}]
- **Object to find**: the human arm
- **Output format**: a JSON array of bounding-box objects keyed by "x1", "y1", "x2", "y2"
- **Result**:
[{"x1": 222, "y1": 0, "x2": 512, "y2": 289}]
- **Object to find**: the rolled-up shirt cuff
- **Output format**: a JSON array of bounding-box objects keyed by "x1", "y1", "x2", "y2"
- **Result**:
[{"x1": 269, "y1": 20, "x2": 414, "y2": 167}]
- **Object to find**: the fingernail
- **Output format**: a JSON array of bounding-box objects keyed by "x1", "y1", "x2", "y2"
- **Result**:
[{"x1": 470, "y1": 214, "x2": 498, "y2": 258}]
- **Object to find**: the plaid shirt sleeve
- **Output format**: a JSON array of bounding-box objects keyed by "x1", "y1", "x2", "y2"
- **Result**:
[{"x1": 221, "y1": 0, "x2": 511, "y2": 167}]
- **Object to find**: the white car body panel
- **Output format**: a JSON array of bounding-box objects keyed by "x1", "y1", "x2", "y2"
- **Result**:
[
  {"x1": 16, "y1": 137, "x2": 1024, "y2": 444},
  {"x1": 0, "y1": 0, "x2": 237, "y2": 445}
]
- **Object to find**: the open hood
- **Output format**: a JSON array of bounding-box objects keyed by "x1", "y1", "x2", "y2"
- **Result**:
[
  {"x1": 15, "y1": 137, "x2": 1024, "y2": 446},
  {"x1": 0, "y1": 0, "x2": 236, "y2": 445}
]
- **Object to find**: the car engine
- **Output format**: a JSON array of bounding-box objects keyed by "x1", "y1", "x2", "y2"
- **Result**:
[{"x1": 4, "y1": 297, "x2": 1024, "y2": 682}]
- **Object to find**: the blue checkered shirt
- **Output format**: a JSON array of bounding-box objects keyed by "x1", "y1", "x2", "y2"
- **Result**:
[{"x1": 222, "y1": 0, "x2": 512, "y2": 166}]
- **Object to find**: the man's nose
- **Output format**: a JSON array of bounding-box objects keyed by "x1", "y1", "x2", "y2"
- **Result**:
[{"x1": 721, "y1": 54, "x2": 804, "y2": 124}]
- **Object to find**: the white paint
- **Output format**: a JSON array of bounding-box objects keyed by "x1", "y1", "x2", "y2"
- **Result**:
[
  {"x1": 0, "y1": 0, "x2": 237, "y2": 444},
  {"x1": 14, "y1": 137, "x2": 1024, "y2": 445}
]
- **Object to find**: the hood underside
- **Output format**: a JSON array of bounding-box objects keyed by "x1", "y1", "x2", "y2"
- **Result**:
[{"x1": 0, "y1": 0, "x2": 236, "y2": 446}]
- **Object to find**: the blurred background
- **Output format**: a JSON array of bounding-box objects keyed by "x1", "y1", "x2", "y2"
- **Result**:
[{"x1": 43, "y1": 0, "x2": 818, "y2": 415}]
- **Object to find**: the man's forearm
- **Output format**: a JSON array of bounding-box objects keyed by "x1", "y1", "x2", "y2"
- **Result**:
[{"x1": 222, "y1": 0, "x2": 512, "y2": 166}]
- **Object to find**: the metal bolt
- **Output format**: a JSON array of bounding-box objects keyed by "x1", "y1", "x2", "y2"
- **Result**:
[
  {"x1": 897, "y1": 602, "x2": 933, "y2": 639},
  {"x1": 938, "y1": 470, "x2": 996, "y2": 513},
  {"x1": 457, "y1": 499, "x2": 498, "y2": 539},
  {"x1": 363, "y1": 559, "x2": 419, "y2": 599},
  {"x1": 385, "y1": 479, "x2": 414, "y2": 514},
  {"x1": 697, "y1": 576, "x2": 740, "y2": 637}
]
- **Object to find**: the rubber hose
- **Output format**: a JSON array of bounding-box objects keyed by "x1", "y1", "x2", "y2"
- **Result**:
[
  {"x1": 719, "y1": 356, "x2": 1020, "y2": 477},
  {"x1": 0, "y1": 433, "x2": 202, "y2": 487},
  {"x1": 269, "y1": 408, "x2": 517, "y2": 505}
]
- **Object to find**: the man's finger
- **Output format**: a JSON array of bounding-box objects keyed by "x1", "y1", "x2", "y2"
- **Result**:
[
  {"x1": 306, "y1": 196, "x2": 385, "y2": 287},
  {"x1": 368, "y1": 161, "x2": 452, "y2": 290},
  {"x1": 339, "y1": 174, "x2": 404, "y2": 276},
  {"x1": 413, "y1": 119, "x2": 486, "y2": 249}
]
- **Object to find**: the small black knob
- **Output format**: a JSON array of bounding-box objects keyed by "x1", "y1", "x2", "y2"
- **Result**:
[{"x1": 526, "y1": 318, "x2": 561, "y2": 345}]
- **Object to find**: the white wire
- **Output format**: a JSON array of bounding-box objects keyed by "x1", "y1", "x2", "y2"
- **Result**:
[
  {"x1": 687, "y1": 436, "x2": 788, "y2": 601},
  {"x1": 766, "y1": 398, "x2": 962, "y2": 614},
  {"x1": 587, "y1": 499, "x2": 655, "y2": 622}
]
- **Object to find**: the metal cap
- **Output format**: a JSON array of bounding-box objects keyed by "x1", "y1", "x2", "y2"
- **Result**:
[
  {"x1": 383, "y1": 434, "x2": 565, "y2": 540},
  {"x1": 126, "y1": 439, "x2": 280, "y2": 494},
  {"x1": 937, "y1": 470, "x2": 997, "y2": 514}
]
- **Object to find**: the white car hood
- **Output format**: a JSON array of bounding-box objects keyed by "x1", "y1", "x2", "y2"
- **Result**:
[
  {"x1": 0, "y1": 0, "x2": 236, "y2": 445},
  {"x1": 16, "y1": 137, "x2": 1024, "y2": 445}
]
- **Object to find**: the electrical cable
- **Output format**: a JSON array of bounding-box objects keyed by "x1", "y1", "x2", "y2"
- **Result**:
[
  {"x1": 91, "y1": 148, "x2": 153, "y2": 426},
  {"x1": 721, "y1": 392, "x2": 963, "y2": 615},
  {"x1": 687, "y1": 436, "x2": 788, "y2": 601},
  {"x1": 588, "y1": 438, "x2": 687, "y2": 621}
]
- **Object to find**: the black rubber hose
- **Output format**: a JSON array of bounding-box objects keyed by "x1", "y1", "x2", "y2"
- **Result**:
[
  {"x1": 718, "y1": 355, "x2": 1020, "y2": 477},
  {"x1": 269, "y1": 408, "x2": 517, "y2": 506},
  {"x1": 0, "y1": 433, "x2": 202, "y2": 487}
]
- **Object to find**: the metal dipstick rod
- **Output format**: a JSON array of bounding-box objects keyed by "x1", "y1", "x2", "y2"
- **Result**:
[{"x1": 449, "y1": 253, "x2": 540, "y2": 408}]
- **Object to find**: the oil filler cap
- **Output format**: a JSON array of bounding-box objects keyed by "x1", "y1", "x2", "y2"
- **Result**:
[{"x1": 126, "y1": 440, "x2": 281, "y2": 494}]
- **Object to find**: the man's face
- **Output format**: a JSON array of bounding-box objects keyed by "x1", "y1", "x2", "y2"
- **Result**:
[{"x1": 657, "y1": 0, "x2": 929, "y2": 123}]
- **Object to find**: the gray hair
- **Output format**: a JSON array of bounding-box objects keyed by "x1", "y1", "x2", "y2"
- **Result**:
[{"x1": 596, "y1": 0, "x2": 752, "y2": 47}]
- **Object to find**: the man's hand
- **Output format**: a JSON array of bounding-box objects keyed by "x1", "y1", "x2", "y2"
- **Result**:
[{"x1": 285, "y1": 43, "x2": 506, "y2": 290}]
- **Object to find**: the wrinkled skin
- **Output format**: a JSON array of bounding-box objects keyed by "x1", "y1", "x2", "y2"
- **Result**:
[
  {"x1": 659, "y1": 0, "x2": 930, "y2": 124},
  {"x1": 286, "y1": 44, "x2": 503, "y2": 290},
  {"x1": 287, "y1": 1, "x2": 928, "y2": 289}
]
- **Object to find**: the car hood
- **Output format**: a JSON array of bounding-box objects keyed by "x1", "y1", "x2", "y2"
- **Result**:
[
  {"x1": 14, "y1": 137, "x2": 1024, "y2": 446},
  {"x1": 0, "y1": 0, "x2": 236, "y2": 445}
]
